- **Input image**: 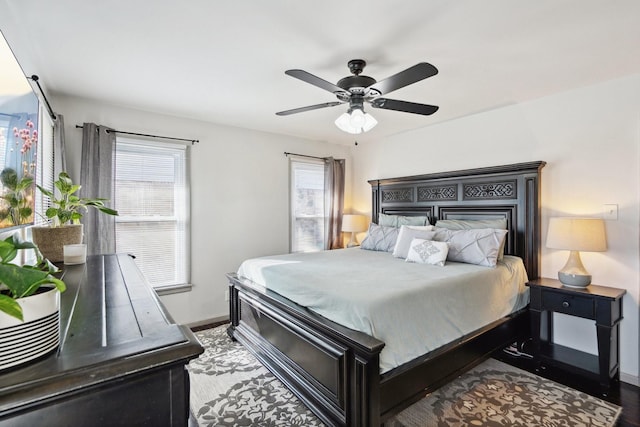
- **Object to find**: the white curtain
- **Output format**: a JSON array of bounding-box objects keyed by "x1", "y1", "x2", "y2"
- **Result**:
[{"x1": 79, "y1": 123, "x2": 116, "y2": 255}]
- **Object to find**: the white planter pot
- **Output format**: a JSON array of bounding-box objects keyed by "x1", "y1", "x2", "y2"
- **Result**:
[{"x1": 0, "y1": 286, "x2": 60, "y2": 371}]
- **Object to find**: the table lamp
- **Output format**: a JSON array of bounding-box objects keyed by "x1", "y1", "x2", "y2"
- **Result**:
[
  {"x1": 546, "y1": 217, "x2": 607, "y2": 288},
  {"x1": 342, "y1": 214, "x2": 368, "y2": 247}
]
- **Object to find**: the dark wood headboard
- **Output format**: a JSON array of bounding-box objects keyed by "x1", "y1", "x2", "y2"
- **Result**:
[{"x1": 368, "y1": 161, "x2": 545, "y2": 279}]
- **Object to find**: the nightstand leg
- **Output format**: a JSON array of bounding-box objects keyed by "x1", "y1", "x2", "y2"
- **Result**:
[
  {"x1": 530, "y1": 308, "x2": 542, "y2": 370},
  {"x1": 596, "y1": 323, "x2": 613, "y2": 391}
]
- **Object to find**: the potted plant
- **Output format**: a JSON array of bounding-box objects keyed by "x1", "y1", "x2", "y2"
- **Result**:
[
  {"x1": 31, "y1": 172, "x2": 118, "y2": 262},
  {"x1": 0, "y1": 234, "x2": 66, "y2": 370},
  {"x1": 0, "y1": 167, "x2": 34, "y2": 227}
]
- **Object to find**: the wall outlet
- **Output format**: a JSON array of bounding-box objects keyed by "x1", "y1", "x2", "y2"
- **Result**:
[
  {"x1": 224, "y1": 290, "x2": 229, "y2": 302},
  {"x1": 603, "y1": 204, "x2": 618, "y2": 220}
]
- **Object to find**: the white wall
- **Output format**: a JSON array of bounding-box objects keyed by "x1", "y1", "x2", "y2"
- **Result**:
[
  {"x1": 350, "y1": 74, "x2": 640, "y2": 384},
  {"x1": 53, "y1": 95, "x2": 352, "y2": 326},
  {"x1": 52, "y1": 74, "x2": 640, "y2": 383}
]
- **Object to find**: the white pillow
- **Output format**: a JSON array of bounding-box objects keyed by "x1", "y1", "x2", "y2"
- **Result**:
[
  {"x1": 432, "y1": 228, "x2": 508, "y2": 267},
  {"x1": 392, "y1": 226, "x2": 436, "y2": 259},
  {"x1": 405, "y1": 238, "x2": 449, "y2": 266}
]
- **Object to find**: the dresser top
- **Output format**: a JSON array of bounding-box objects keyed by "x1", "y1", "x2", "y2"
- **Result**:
[{"x1": 0, "y1": 253, "x2": 203, "y2": 410}]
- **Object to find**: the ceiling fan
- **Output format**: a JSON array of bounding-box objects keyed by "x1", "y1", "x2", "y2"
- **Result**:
[{"x1": 276, "y1": 59, "x2": 439, "y2": 134}]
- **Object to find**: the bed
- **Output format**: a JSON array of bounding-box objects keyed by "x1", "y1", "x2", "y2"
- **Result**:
[{"x1": 227, "y1": 161, "x2": 545, "y2": 426}]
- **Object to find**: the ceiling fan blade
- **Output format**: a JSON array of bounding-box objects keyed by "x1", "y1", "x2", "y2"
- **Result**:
[
  {"x1": 276, "y1": 102, "x2": 343, "y2": 116},
  {"x1": 368, "y1": 63, "x2": 438, "y2": 95},
  {"x1": 370, "y1": 98, "x2": 439, "y2": 115},
  {"x1": 285, "y1": 69, "x2": 348, "y2": 94}
]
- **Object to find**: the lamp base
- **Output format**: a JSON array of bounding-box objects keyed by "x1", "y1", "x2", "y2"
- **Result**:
[
  {"x1": 346, "y1": 232, "x2": 358, "y2": 248},
  {"x1": 557, "y1": 250, "x2": 592, "y2": 288},
  {"x1": 558, "y1": 271, "x2": 592, "y2": 288}
]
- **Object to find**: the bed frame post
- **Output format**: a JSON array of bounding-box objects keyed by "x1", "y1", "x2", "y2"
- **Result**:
[{"x1": 371, "y1": 180, "x2": 380, "y2": 224}]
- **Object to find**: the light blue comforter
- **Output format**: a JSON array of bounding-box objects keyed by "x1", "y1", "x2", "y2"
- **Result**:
[{"x1": 238, "y1": 248, "x2": 529, "y2": 373}]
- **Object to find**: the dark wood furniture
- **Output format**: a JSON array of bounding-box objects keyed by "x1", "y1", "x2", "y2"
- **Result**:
[
  {"x1": 227, "y1": 161, "x2": 545, "y2": 426},
  {"x1": 0, "y1": 253, "x2": 203, "y2": 427},
  {"x1": 527, "y1": 278, "x2": 626, "y2": 391}
]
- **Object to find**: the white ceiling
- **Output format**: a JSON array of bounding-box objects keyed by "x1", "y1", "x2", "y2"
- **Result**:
[{"x1": 1, "y1": 0, "x2": 639, "y2": 145}]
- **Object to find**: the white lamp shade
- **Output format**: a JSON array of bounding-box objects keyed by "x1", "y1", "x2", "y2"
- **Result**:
[
  {"x1": 342, "y1": 214, "x2": 368, "y2": 233},
  {"x1": 546, "y1": 217, "x2": 607, "y2": 252}
]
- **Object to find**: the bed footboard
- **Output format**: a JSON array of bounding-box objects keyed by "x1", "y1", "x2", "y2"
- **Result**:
[{"x1": 227, "y1": 273, "x2": 385, "y2": 427}]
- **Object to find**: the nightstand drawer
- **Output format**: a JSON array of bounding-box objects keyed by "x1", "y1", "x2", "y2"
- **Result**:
[{"x1": 542, "y1": 292, "x2": 594, "y2": 318}]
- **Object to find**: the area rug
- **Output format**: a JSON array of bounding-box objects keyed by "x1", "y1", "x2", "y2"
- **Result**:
[{"x1": 188, "y1": 325, "x2": 622, "y2": 427}]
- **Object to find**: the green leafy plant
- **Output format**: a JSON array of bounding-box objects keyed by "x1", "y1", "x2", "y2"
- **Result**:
[
  {"x1": 0, "y1": 234, "x2": 65, "y2": 321},
  {"x1": 0, "y1": 168, "x2": 34, "y2": 226},
  {"x1": 36, "y1": 172, "x2": 118, "y2": 227}
]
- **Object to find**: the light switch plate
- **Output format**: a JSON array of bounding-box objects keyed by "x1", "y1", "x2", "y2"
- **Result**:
[{"x1": 603, "y1": 204, "x2": 618, "y2": 220}]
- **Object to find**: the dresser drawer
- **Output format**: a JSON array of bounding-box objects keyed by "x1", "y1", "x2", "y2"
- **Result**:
[{"x1": 542, "y1": 292, "x2": 594, "y2": 318}]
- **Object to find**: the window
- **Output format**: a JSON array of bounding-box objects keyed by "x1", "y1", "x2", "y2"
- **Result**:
[
  {"x1": 290, "y1": 158, "x2": 325, "y2": 252},
  {"x1": 114, "y1": 138, "x2": 189, "y2": 290},
  {"x1": 34, "y1": 107, "x2": 54, "y2": 226}
]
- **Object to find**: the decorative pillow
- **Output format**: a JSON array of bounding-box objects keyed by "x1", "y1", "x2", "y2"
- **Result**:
[
  {"x1": 405, "y1": 238, "x2": 449, "y2": 266},
  {"x1": 379, "y1": 213, "x2": 429, "y2": 228},
  {"x1": 435, "y1": 218, "x2": 508, "y2": 260},
  {"x1": 392, "y1": 226, "x2": 436, "y2": 259},
  {"x1": 406, "y1": 225, "x2": 436, "y2": 231},
  {"x1": 435, "y1": 218, "x2": 507, "y2": 230},
  {"x1": 360, "y1": 223, "x2": 400, "y2": 252},
  {"x1": 431, "y1": 228, "x2": 508, "y2": 267}
]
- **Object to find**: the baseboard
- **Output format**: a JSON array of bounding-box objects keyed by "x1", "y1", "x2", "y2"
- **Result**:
[
  {"x1": 187, "y1": 316, "x2": 229, "y2": 330},
  {"x1": 620, "y1": 372, "x2": 640, "y2": 387}
]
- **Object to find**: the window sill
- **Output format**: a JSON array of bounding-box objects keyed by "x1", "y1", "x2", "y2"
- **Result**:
[{"x1": 154, "y1": 283, "x2": 193, "y2": 296}]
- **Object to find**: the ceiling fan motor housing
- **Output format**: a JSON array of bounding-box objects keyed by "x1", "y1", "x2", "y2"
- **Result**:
[{"x1": 337, "y1": 59, "x2": 377, "y2": 94}]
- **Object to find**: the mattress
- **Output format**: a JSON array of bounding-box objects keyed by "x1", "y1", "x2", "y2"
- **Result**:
[{"x1": 237, "y1": 247, "x2": 529, "y2": 373}]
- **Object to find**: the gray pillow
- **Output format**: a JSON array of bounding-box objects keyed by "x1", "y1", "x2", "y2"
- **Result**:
[
  {"x1": 435, "y1": 218, "x2": 507, "y2": 230},
  {"x1": 431, "y1": 228, "x2": 508, "y2": 267},
  {"x1": 360, "y1": 223, "x2": 400, "y2": 252},
  {"x1": 435, "y1": 218, "x2": 508, "y2": 259},
  {"x1": 379, "y1": 213, "x2": 429, "y2": 227}
]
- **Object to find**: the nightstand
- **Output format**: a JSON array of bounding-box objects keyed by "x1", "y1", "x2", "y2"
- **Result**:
[{"x1": 526, "y1": 278, "x2": 626, "y2": 392}]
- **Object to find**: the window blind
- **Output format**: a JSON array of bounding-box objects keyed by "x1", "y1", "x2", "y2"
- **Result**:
[
  {"x1": 34, "y1": 105, "x2": 54, "y2": 226},
  {"x1": 114, "y1": 139, "x2": 189, "y2": 289},
  {"x1": 289, "y1": 158, "x2": 325, "y2": 252}
]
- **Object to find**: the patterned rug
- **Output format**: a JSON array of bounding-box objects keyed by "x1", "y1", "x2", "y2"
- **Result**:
[{"x1": 188, "y1": 325, "x2": 622, "y2": 427}]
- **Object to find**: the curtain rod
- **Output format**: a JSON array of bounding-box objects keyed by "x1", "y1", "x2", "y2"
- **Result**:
[
  {"x1": 28, "y1": 75, "x2": 56, "y2": 121},
  {"x1": 283, "y1": 152, "x2": 328, "y2": 160},
  {"x1": 75, "y1": 125, "x2": 199, "y2": 145}
]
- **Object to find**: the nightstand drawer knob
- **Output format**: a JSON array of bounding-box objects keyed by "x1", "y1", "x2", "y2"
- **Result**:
[{"x1": 562, "y1": 301, "x2": 570, "y2": 308}]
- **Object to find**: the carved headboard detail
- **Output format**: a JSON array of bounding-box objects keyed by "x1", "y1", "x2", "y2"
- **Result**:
[{"x1": 369, "y1": 161, "x2": 545, "y2": 279}]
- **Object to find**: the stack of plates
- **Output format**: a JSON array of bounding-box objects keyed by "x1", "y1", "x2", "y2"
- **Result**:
[{"x1": 0, "y1": 311, "x2": 59, "y2": 371}]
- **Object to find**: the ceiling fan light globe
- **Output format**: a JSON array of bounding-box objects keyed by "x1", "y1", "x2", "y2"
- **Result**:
[
  {"x1": 349, "y1": 109, "x2": 366, "y2": 128},
  {"x1": 335, "y1": 112, "x2": 362, "y2": 134},
  {"x1": 335, "y1": 110, "x2": 376, "y2": 134},
  {"x1": 362, "y1": 112, "x2": 377, "y2": 132}
]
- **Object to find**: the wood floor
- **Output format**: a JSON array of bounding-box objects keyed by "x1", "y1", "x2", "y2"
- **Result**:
[{"x1": 495, "y1": 348, "x2": 640, "y2": 427}]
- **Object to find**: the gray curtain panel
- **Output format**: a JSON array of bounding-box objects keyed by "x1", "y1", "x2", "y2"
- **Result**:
[
  {"x1": 324, "y1": 157, "x2": 345, "y2": 250},
  {"x1": 80, "y1": 123, "x2": 116, "y2": 255},
  {"x1": 52, "y1": 114, "x2": 67, "y2": 178}
]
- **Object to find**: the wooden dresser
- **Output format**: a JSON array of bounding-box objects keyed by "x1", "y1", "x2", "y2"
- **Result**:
[{"x1": 0, "y1": 253, "x2": 203, "y2": 426}]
